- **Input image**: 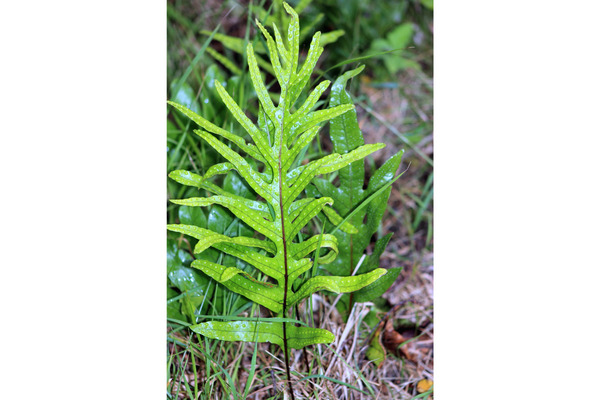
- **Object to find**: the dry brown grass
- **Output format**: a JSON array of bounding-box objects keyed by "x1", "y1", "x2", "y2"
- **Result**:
[{"x1": 168, "y1": 264, "x2": 433, "y2": 400}]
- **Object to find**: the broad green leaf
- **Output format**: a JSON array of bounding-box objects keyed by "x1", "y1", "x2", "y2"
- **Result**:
[
  {"x1": 168, "y1": 170, "x2": 204, "y2": 188},
  {"x1": 312, "y1": 63, "x2": 404, "y2": 313},
  {"x1": 359, "y1": 233, "x2": 393, "y2": 274},
  {"x1": 365, "y1": 150, "x2": 404, "y2": 237},
  {"x1": 191, "y1": 259, "x2": 284, "y2": 313},
  {"x1": 191, "y1": 320, "x2": 335, "y2": 349},
  {"x1": 167, "y1": 285, "x2": 187, "y2": 323},
  {"x1": 203, "y1": 63, "x2": 226, "y2": 94},
  {"x1": 223, "y1": 169, "x2": 255, "y2": 200},
  {"x1": 206, "y1": 205, "x2": 233, "y2": 237},
  {"x1": 365, "y1": 151, "x2": 405, "y2": 198},
  {"x1": 205, "y1": 205, "x2": 234, "y2": 265},
  {"x1": 368, "y1": 23, "x2": 418, "y2": 74},
  {"x1": 288, "y1": 268, "x2": 387, "y2": 307},
  {"x1": 329, "y1": 65, "x2": 366, "y2": 212},
  {"x1": 319, "y1": 143, "x2": 386, "y2": 174},
  {"x1": 170, "y1": 81, "x2": 200, "y2": 114},
  {"x1": 308, "y1": 179, "x2": 343, "y2": 208},
  {"x1": 176, "y1": 205, "x2": 208, "y2": 259},
  {"x1": 170, "y1": 196, "x2": 278, "y2": 241},
  {"x1": 167, "y1": 239, "x2": 211, "y2": 321},
  {"x1": 353, "y1": 267, "x2": 402, "y2": 303},
  {"x1": 178, "y1": 206, "x2": 207, "y2": 229},
  {"x1": 387, "y1": 24, "x2": 414, "y2": 50}
]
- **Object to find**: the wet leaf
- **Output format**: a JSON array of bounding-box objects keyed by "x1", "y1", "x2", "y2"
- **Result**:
[
  {"x1": 167, "y1": 239, "x2": 211, "y2": 321},
  {"x1": 313, "y1": 65, "x2": 404, "y2": 313},
  {"x1": 190, "y1": 321, "x2": 334, "y2": 350},
  {"x1": 169, "y1": 81, "x2": 200, "y2": 114},
  {"x1": 167, "y1": 2, "x2": 387, "y2": 350},
  {"x1": 353, "y1": 267, "x2": 402, "y2": 303},
  {"x1": 288, "y1": 268, "x2": 387, "y2": 307},
  {"x1": 167, "y1": 286, "x2": 187, "y2": 323}
]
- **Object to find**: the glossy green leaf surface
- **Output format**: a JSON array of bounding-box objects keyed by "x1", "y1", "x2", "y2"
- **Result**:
[
  {"x1": 190, "y1": 321, "x2": 335, "y2": 350},
  {"x1": 353, "y1": 267, "x2": 402, "y2": 303},
  {"x1": 167, "y1": 2, "x2": 388, "y2": 348},
  {"x1": 167, "y1": 239, "x2": 211, "y2": 322},
  {"x1": 358, "y1": 233, "x2": 393, "y2": 274},
  {"x1": 312, "y1": 65, "x2": 404, "y2": 310},
  {"x1": 167, "y1": 285, "x2": 187, "y2": 323},
  {"x1": 287, "y1": 268, "x2": 387, "y2": 307}
]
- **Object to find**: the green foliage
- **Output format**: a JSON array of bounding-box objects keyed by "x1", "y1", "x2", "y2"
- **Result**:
[
  {"x1": 301, "y1": 0, "x2": 433, "y2": 80},
  {"x1": 200, "y1": 0, "x2": 344, "y2": 78},
  {"x1": 368, "y1": 23, "x2": 419, "y2": 75},
  {"x1": 191, "y1": 320, "x2": 335, "y2": 350},
  {"x1": 167, "y1": 238, "x2": 211, "y2": 323},
  {"x1": 421, "y1": 0, "x2": 434, "y2": 10},
  {"x1": 365, "y1": 326, "x2": 386, "y2": 367},
  {"x1": 308, "y1": 64, "x2": 404, "y2": 316},
  {"x1": 166, "y1": 3, "x2": 433, "y2": 397},
  {"x1": 167, "y1": 3, "x2": 387, "y2": 352}
]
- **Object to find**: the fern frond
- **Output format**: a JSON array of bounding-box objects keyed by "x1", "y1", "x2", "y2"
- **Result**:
[{"x1": 167, "y1": 2, "x2": 387, "y2": 352}]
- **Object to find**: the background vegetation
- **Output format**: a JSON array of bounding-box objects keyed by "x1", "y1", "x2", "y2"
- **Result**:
[{"x1": 167, "y1": 1, "x2": 433, "y2": 398}]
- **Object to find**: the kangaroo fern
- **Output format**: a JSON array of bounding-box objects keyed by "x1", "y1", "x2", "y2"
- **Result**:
[
  {"x1": 308, "y1": 65, "x2": 405, "y2": 316},
  {"x1": 167, "y1": 3, "x2": 387, "y2": 396}
]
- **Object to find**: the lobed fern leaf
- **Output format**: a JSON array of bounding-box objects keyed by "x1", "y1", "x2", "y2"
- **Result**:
[
  {"x1": 167, "y1": 4, "x2": 389, "y2": 392},
  {"x1": 308, "y1": 65, "x2": 405, "y2": 316}
]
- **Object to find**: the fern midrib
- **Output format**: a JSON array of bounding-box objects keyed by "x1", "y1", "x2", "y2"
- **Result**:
[
  {"x1": 278, "y1": 131, "x2": 290, "y2": 316},
  {"x1": 277, "y1": 85, "x2": 294, "y2": 397}
]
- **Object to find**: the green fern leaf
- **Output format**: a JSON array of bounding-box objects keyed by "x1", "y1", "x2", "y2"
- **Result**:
[
  {"x1": 191, "y1": 320, "x2": 335, "y2": 350},
  {"x1": 167, "y1": 2, "x2": 387, "y2": 353},
  {"x1": 308, "y1": 64, "x2": 405, "y2": 314}
]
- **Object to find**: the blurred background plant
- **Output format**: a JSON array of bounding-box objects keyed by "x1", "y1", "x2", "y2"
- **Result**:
[{"x1": 167, "y1": 1, "x2": 433, "y2": 398}]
